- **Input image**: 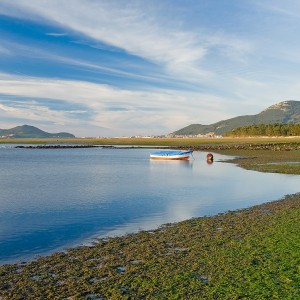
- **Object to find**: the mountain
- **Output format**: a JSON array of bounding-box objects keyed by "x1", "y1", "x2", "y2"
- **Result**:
[
  {"x1": 0, "y1": 125, "x2": 75, "y2": 138},
  {"x1": 172, "y1": 100, "x2": 300, "y2": 136}
]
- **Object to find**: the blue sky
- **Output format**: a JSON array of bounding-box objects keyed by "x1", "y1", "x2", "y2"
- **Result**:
[{"x1": 0, "y1": 0, "x2": 300, "y2": 137}]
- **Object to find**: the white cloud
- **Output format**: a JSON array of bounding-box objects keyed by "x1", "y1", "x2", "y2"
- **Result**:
[
  {"x1": 0, "y1": 104, "x2": 15, "y2": 112},
  {"x1": 0, "y1": 102, "x2": 71, "y2": 125},
  {"x1": 0, "y1": 72, "x2": 235, "y2": 136},
  {"x1": 0, "y1": 0, "x2": 252, "y2": 81},
  {"x1": 1, "y1": 1, "x2": 298, "y2": 136},
  {"x1": 45, "y1": 32, "x2": 67, "y2": 37},
  {"x1": 0, "y1": 39, "x2": 176, "y2": 86},
  {"x1": 1, "y1": 70, "x2": 296, "y2": 137}
]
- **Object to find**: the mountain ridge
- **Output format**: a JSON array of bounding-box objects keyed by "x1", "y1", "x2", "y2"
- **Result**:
[
  {"x1": 0, "y1": 125, "x2": 75, "y2": 138},
  {"x1": 172, "y1": 100, "x2": 300, "y2": 136}
]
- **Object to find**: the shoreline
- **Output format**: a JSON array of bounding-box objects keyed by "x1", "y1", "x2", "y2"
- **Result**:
[
  {"x1": 1, "y1": 136, "x2": 300, "y2": 147},
  {"x1": 0, "y1": 145, "x2": 300, "y2": 298},
  {"x1": 13, "y1": 141, "x2": 300, "y2": 151},
  {"x1": 14, "y1": 142, "x2": 300, "y2": 175},
  {"x1": 1, "y1": 193, "x2": 300, "y2": 299}
]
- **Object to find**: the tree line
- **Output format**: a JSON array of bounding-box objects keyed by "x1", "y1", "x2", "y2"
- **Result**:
[{"x1": 224, "y1": 123, "x2": 300, "y2": 137}]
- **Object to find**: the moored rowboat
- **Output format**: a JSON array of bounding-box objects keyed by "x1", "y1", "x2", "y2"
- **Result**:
[{"x1": 150, "y1": 150, "x2": 193, "y2": 160}]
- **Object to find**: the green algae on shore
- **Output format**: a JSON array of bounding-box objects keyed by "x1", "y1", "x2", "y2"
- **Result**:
[
  {"x1": 215, "y1": 149, "x2": 300, "y2": 175},
  {"x1": 1, "y1": 193, "x2": 300, "y2": 299},
  {"x1": 0, "y1": 144, "x2": 299, "y2": 299}
]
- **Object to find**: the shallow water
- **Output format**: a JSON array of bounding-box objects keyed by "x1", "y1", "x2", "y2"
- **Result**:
[{"x1": 0, "y1": 147, "x2": 299, "y2": 264}]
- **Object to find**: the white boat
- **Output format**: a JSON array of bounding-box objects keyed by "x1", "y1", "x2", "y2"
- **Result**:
[{"x1": 150, "y1": 150, "x2": 193, "y2": 160}]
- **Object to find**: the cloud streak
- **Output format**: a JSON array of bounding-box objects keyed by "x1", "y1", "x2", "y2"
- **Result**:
[
  {"x1": 45, "y1": 32, "x2": 67, "y2": 37},
  {"x1": 1, "y1": 1, "x2": 300, "y2": 136},
  {"x1": 0, "y1": 0, "x2": 252, "y2": 81},
  {"x1": 0, "y1": 72, "x2": 236, "y2": 136}
]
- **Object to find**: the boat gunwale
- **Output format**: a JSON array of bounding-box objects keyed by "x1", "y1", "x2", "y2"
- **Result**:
[{"x1": 150, "y1": 149, "x2": 193, "y2": 160}]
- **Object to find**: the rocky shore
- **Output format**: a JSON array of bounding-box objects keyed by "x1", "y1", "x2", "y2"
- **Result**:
[
  {"x1": 15, "y1": 145, "x2": 160, "y2": 149},
  {"x1": 180, "y1": 142, "x2": 300, "y2": 151},
  {"x1": 15, "y1": 141, "x2": 300, "y2": 151},
  {"x1": 15, "y1": 145, "x2": 98, "y2": 149}
]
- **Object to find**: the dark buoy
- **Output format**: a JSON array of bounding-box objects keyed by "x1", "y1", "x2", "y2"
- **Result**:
[{"x1": 207, "y1": 153, "x2": 214, "y2": 162}]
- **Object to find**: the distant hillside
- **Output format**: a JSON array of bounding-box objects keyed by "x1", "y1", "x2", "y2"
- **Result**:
[
  {"x1": 172, "y1": 100, "x2": 300, "y2": 136},
  {"x1": 0, "y1": 125, "x2": 75, "y2": 138}
]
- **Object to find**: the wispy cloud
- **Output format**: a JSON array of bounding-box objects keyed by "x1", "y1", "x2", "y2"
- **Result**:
[
  {"x1": 1, "y1": 1, "x2": 299, "y2": 136},
  {"x1": 0, "y1": 0, "x2": 252, "y2": 81},
  {"x1": 0, "y1": 72, "x2": 236, "y2": 136},
  {"x1": 45, "y1": 32, "x2": 67, "y2": 37},
  {"x1": 254, "y1": 0, "x2": 300, "y2": 18},
  {"x1": 0, "y1": 39, "x2": 180, "y2": 88},
  {"x1": 0, "y1": 102, "x2": 72, "y2": 125}
]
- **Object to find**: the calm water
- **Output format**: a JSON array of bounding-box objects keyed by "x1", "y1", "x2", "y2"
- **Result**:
[{"x1": 0, "y1": 146, "x2": 299, "y2": 264}]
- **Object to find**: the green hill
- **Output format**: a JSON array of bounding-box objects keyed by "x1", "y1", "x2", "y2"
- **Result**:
[
  {"x1": 224, "y1": 123, "x2": 300, "y2": 137},
  {"x1": 172, "y1": 100, "x2": 300, "y2": 136},
  {"x1": 0, "y1": 125, "x2": 75, "y2": 138}
]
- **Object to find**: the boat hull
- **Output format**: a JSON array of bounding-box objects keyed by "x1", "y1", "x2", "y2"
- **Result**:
[
  {"x1": 150, "y1": 155, "x2": 191, "y2": 160},
  {"x1": 150, "y1": 150, "x2": 193, "y2": 160}
]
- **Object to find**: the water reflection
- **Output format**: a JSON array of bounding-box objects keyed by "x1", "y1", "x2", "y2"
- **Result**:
[
  {"x1": 0, "y1": 148, "x2": 298, "y2": 264},
  {"x1": 150, "y1": 159, "x2": 193, "y2": 169}
]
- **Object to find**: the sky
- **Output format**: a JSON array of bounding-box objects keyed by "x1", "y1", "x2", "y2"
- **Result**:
[{"x1": 0, "y1": 0, "x2": 300, "y2": 137}]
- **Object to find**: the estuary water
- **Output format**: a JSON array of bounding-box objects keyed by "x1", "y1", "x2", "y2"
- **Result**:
[{"x1": 0, "y1": 146, "x2": 299, "y2": 264}]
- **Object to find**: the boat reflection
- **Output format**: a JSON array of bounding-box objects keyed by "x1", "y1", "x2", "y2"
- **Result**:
[{"x1": 149, "y1": 159, "x2": 193, "y2": 169}]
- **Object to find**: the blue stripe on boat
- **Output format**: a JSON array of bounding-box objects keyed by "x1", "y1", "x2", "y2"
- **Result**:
[{"x1": 151, "y1": 150, "x2": 193, "y2": 156}]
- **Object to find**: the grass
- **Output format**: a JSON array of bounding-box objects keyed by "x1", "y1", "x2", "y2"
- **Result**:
[
  {"x1": 1, "y1": 136, "x2": 300, "y2": 146},
  {"x1": 215, "y1": 149, "x2": 300, "y2": 175},
  {"x1": 0, "y1": 139, "x2": 300, "y2": 299}
]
